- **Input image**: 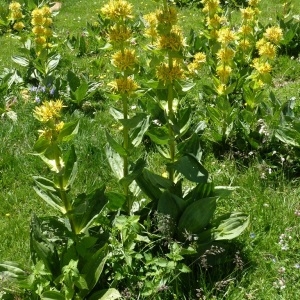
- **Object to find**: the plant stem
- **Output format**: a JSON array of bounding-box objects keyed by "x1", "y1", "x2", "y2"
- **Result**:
[
  {"x1": 122, "y1": 94, "x2": 130, "y2": 212},
  {"x1": 167, "y1": 55, "x2": 175, "y2": 183},
  {"x1": 54, "y1": 148, "x2": 77, "y2": 234}
]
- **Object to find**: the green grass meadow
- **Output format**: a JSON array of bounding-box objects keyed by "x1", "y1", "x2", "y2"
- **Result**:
[{"x1": 1, "y1": 0, "x2": 300, "y2": 299}]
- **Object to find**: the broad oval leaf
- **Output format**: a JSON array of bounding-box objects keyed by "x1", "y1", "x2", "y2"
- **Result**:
[{"x1": 178, "y1": 197, "x2": 217, "y2": 237}]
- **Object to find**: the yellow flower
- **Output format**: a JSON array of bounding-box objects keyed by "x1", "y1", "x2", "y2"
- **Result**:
[
  {"x1": 216, "y1": 83, "x2": 227, "y2": 95},
  {"x1": 194, "y1": 52, "x2": 207, "y2": 64},
  {"x1": 216, "y1": 47, "x2": 235, "y2": 63},
  {"x1": 187, "y1": 53, "x2": 206, "y2": 73},
  {"x1": 9, "y1": 2, "x2": 21, "y2": 11},
  {"x1": 202, "y1": 0, "x2": 221, "y2": 16},
  {"x1": 238, "y1": 39, "x2": 251, "y2": 50},
  {"x1": 248, "y1": 0, "x2": 260, "y2": 6},
  {"x1": 217, "y1": 28, "x2": 236, "y2": 45},
  {"x1": 144, "y1": 12, "x2": 158, "y2": 39},
  {"x1": 13, "y1": 21, "x2": 25, "y2": 31},
  {"x1": 33, "y1": 100, "x2": 65, "y2": 123},
  {"x1": 264, "y1": 26, "x2": 283, "y2": 44},
  {"x1": 255, "y1": 38, "x2": 265, "y2": 49},
  {"x1": 108, "y1": 24, "x2": 131, "y2": 44},
  {"x1": 43, "y1": 17, "x2": 53, "y2": 27},
  {"x1": 158, "y1": 26, "x2": 184, "y2": 51},
  {"x1": 156, "y1": 6, "x2": 178, "y2": 26},
  {"x1": 143, "y1": 12, "x2": 157, "y2": 27},
  {"x1": 257, "y1": 42, "x2": 276, "y2": 59},
  {"x1": 32, "y1": 25, "x2": 45, "y2": 36},
  {"x1": 216, "y1": 65, "x2": 232, "y2": 83},
  {"x1": 112, "y1": 49, "x2": 137, "y2": 71},
  {"x1": 252, "y1": 58, "x2": 272, "y2": 74},
  {"x1": 101, "y1": 0, "x2": 133, "y2": 21},
  {"x1": 156, "y1": 62, "x2": 184, "y2": 84},
  {"x1": 11, "y1": 11, "x2": 23, "y2": 20},
  {"x1": 41, "y1": 6, "x2": 51, "y2": 17},
  {"x1": 239, "y1": 24, "x2": 253, "y2": 35},
  {"x1": 31, "y1": 8, "x2": 45, "y2": 26},
  {"x1": 35, "y1": 36, "x2": 47, "y2": 45},
  {"x1": 240, "y1": 7, "x2": 256, "y2": 20},
  {"x1": 109, "y1": 77, "x2": 138, "y2": 95},
  {"x1": 206, "y1": 14, "x2": 226, "y2": 28}
]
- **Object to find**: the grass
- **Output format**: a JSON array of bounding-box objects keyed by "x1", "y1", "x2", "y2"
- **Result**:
[{"x1": 1, "y1": 0, "x2": 300, "y2": 298}]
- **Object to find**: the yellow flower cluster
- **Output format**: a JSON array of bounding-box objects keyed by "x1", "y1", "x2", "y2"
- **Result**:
[
  {"x1": 263, "y1": 26, "x2": 283, "y2": 44},
  {"x1": 237, "y1": 0, "x2": 260, "y2": 54},
  {"x1": 201, "y1": 0, "x2": 221, "y2": 16},
  {"x1": 31, "y1": 6, "x2": 53, "y2": 48},
  {"x1": 251, "y1": 26, "x2": 282, "y2": 84},
  {"x1": 108, "y1": 24, "x2": 131, "y2": 45},
  {"x1": 156, "y1": 6, "x2": 178, "y2": 26},
  {"x1": 252, "y1": 58, "x2": 272, "y2": 74},
  {"x1": 188, "y1": 52, "x2": 207, "y2": 74},
  {"x1": 112, "y1": 49, "x2": 137, "y2": 71},
  {"x1": 216, "y1": 65, "x2": 232, "y2": 83},
  {"x1": 217, "y1": 27, "x2": 236, "y2": 45},
  {"x1": 109, "y1": 77, "x2": 139, "y2": 95},
  {"x1": 158, "y1": 26, "x2": 184, "y2": 51},
  {"x1": 9, "y1": 1, "x2": 25, "y2": 31},
  {"x1": 143, "y1": 12, "x2": 158, "y2": 40},
  {"x1": 33, "y1": 100, "x2": 65, "y2": 123},
  {"x1": 156, "y1": 62, "x2": 184, "y2": 84},
  {"x1": 101, "y1": 0, "x2": 133, "y2": 21},
  {"x1": 216, "y1": 48, "x2": 235, "y2": 63}
]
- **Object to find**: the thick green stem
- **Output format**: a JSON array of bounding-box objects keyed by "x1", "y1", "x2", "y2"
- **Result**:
[
  {"x1": 54, "y1": 148, "x2": 77, "y2": 234},
  {"x1": 167, "y1": 55, "x2": 175, "y2": 183},
  {"x1": 122, "y1": 94, "x2": 130, "y2": 212}
]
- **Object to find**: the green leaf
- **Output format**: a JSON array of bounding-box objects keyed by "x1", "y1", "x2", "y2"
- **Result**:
[
  {"x1": 80, "y1": 245, "x2": 108, "y2": 296},
  {"x1": 33, "y1": 176, "x2": 57, "y2": 192},
  {"x1": 67, "y1": 70, "x2": 81, "y2": 91},
  {"x1": 73, "y1": 82, "x2": 89, "y2": 103},
  {"x1": 11, "y1": 55, "x2": 29, "y2": 67},
  {"x1": 119, "y1": 113, "x2": 146, "y2": 129},
  {"x1": 119, "y1": 158, "x2": 146, "y2": 189},
  {"x1": 109, "y1": 107, "x2": 123, "y2": 121},
  {"x1": 135, "y1": 169, "x2": 164, "y2": 202},
  {"x1": 0, "y1": 261, "x2": 27, "y2": 279},
  {"x1": 147, "y1": 126, "x2": 170, "y2": 145},
  {"x1": 30, "y1": 214, "x2": 60, "y2": 277},
  {"x1": 57, "y1": 120, "x2": 79, "y2": 142},
  {"x1": 130, "y1": 115, "x2": 151, "y2": 147},
  {"x1": 46, "y1": 54, "x2": 61, "y2": 74},
  {"x1": 106, "y1": 192, "x2": 126, "y2": 210},
  {"x1": 169, "y1": 154, "x2": 209, "y2": 183},
  {"x1": 158, "y1": 191, "x2": 186, "y2": 222},
  {"x1": 33, "y1": 186, "x2": 65, "y2": 213},
  {"x1": 178, "y1": 197, "x2": 217, "y2": 236},
  {"x1": 213, "y1": 212, "x2": 250, "y2": 240},
  {"x1": 106, "y1": 131, "x2": 127, "y2": 156},
  {"x1": 63, "y1": 145, "x2": 78, "y2": 189},
  {"x1": 88, "y1": 288, "x2": 122, "y2": 300},
  {"x1": 41, "y1": 291, "x2": 66, "y2": 300},
  {"x1": 72, "y1": 185, "x2": 107, "y2": 233},
  {"x1": 143, "y1": 168, "x2": 172, "y2": 189},
  {"x1": 105, "y1": 144, "x2": 123, "y2": 180},
  {"x1": 177, "y1": 106, "x2": 192, "y2": 137},
  {"x1": 33, "y1": 136, "x2": 51, "y2": 154}
]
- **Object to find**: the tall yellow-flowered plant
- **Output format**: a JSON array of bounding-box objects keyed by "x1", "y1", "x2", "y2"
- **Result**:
[
  {"x1": 143, "y1": 1, "x2": 206, "y2": 181},
  {"x1": 101, "y1": 0, "x2": 139, "y2": 213}
]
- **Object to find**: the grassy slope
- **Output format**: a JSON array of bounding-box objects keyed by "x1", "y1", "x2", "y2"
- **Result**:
[{"x1": 0, "y1": 0, "x2": 300, "y2": 298}]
